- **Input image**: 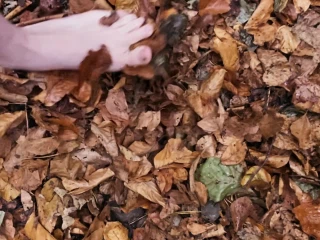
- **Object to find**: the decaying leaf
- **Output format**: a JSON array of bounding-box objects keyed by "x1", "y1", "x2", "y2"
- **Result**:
[
  {"x1": 290, "y1": 114, "x2": 314, "y2": 149},
  {"x1": 196, "y1": 157, "x2": 243, "y2": 202},
  {"x1": 199, "y1": 0, "x2": 231, "y2": 16}
]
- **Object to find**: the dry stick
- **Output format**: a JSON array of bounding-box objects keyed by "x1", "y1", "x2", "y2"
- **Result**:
[
  {"x1": 5, "y1": 1, "x2": 32, "y2": 20},
  {"x1": 243, "y1": 137, "x2": 275, "y2": 188},
  {"x1": 16, "y1": 13, "x2": 68, "y2": 27}
]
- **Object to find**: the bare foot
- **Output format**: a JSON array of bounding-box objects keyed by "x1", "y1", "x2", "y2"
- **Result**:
[{"x1": 21, "y1": 10, "x2": 154, "y2": 71}]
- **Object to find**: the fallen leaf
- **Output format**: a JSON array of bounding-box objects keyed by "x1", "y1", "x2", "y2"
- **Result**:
[
  {"x1": 194, "y1": 181, "x2": 208, "y2": 206},
  {"x1": 290, "y1": 114, "x2": 314, "y2": 149},
  {"x1": 196, "y1": 157, "x2": 243, "y2": 202},
  {"x1": 91, "y1": 122, "x2": 119, "y2": 157},
  {"x1": 153, "y1": 138, "x2": 198, "y2": 168},
  {"x1": 62, "y1": 167, "x2": 115, "y2": 195},
  {"x1": 24, "y1": 212, "x2": 56, "y2": 240},
  {"x1": 221, "y1": 139, "x2": 247, "y2": 165},
  {"x1": 249, "y1": 149, "x2": 290, "y2": 168},
  {"x1": 25, "y1": 137, "x2": 60, "y2": 155},
  {"x1": 211, "y1": 27, "x2": 240, "y2": 72},
  {"x1": 125, "y1": 180, "x2": 165, "y2": 206},
  {"x1": 245, "y1": 0, "x2": 277, "y2": 45},
  {"x1": 275, "y1": 26, "x2": 301, "y2": 53},
  {"x1": 293, "y1": 202, "x2": 320, "y2": 238},
  {"x1": 230, "y1": 197, "x2": 255, "y2": 232},
  {"x1": 103, "y1": 221, "x2": 129, "y2": 240},
  {"x1": 199, "y1": 0, "x2": 231, "y2": 16},
  {"x1": 241, "y1": 166, "x2": 271, "y2": 189},
  {"x1": 196, "y1": 135, "x2": 217, "y2": 158},
  {"x1": 0, "y1": 111, "x2": 25, "y2": 137},
  {"x1": 136, "y1": 111, "x2": 161, "y2": 131},
  {"x1": 0, "y1": 169, "x2": 20, "y2": 201}
]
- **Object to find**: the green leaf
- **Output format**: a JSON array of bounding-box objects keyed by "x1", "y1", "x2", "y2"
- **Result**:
[{"x1": 196, "y1": 157, "x2": 243, "y2": 202}]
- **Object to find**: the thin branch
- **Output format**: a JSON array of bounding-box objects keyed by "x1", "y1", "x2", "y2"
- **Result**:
[
  {"x1": 5, "y1": 1, "x2": 32, "y2": 20},
  {"x1": 243, "y1": 138, "x2": 275, "y2": 188}
]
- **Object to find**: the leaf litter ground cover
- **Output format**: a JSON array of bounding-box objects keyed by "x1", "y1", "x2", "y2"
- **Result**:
[{"x1": 0, "y1": 0, "x2": 320, "y2": 239}]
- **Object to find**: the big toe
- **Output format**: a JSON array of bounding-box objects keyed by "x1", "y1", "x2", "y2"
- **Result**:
[{"x1": 127, "y1": 46, "x2": 152, "y2": 67}]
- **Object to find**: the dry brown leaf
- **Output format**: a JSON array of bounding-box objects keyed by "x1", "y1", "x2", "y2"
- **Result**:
[
  {"x1": 62, "y1": 167, "x2": 114, "y2": 195},
  {"x1": 230, "y1": 197, "x2": 255, "y2": 232},
  {"x1": 245, "y1": 0, "x2": 277, "y2": 45},
  {"x1": 221, "y1": 139, "x2": 247, "y2": 165},
  {"x1": 0, "y1": 85, "x2": 28, "y2": 103},
  {"x1": 41, "y1": 71, "x2": 78, "y2": 106},
  {"x1": 91, "y1": 122, "x2": 119, "y2": 157},
  {"x1": 293, "y1": 0, "x2": 311, "y2": 13},
  {"x1": 24, "y1": 212, "x2": 56, "y2": 240},
  {"x1": 258, "y1": 110, "x2": 284, "y2": 139},
  {"x1": 249, "y1": 149, "x2": 290, "y2": 168},
  {"x1": 25, "y1": 137, "x2": 60, "y2": 155},
  {"x1": 194, "y1": 181, "x2": 208, "y2": 206},
  {"x1": 153, "y1": 138, "x2": 197, "y2": 168},
  {"x1": 125, "y1": 180, "x2": 165, "y2": 206},
  {"x1": 201, "y1": 224, "x2": 225, "y2": 238},
  {"x1": 211, "y1": 27, "x2": 239, "y2": 72},
  {"x1": 103, "y1": 222, "x2": 129, "y2": 240},
  {"x1": 275, "y1": 26, "x2": 301, "y2": 53},
  {"x1": 102, "y1": 89, "x2": 129, "y2": 127},
  {"x1": 273, "y1": 132, "x2": 299, "y2": 150},
  {"x1": 21, "y1": 190, "x2": 33, "y2": 211},
  {"x1": 50, "y1": 154, "x2": 85, "y2": 180},
  {"x1": 290, "y1": 114, "x2": 314, "y2": 149},
  {"x1": 136, "y1": 111, "x2": 161, "y2": 131},
  {"x1": 120, "y1": 146, "x2": 152, "y2": 178},
  {"x1": 10, "y1": 159, "x2": 49, "y2": 191},
  {"x1": 129, "y1": 141, "x2": 155, "y2": 156},
  {"x1": 196, "y1": 135, "x2": 217, "y2": 158},
  {"x1": 0, "y1": 111, "x2": 25, "y2": 137},
  {"x1": 198, "y1": 0, "x2": 231, "y2": 16},
  {"x1": 292, "y1": 79, "x2": 320, "y2": 113},
  {"x1": 187, "y1": 222, "x2": 208, "y2": 235},
  {"x1": 293, "y1": 202, "x2": 320, "y2": 238}
]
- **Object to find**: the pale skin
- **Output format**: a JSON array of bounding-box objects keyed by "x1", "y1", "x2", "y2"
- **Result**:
[{"x1": 0, "y1": 10, "x2": 154, "y2": 71}]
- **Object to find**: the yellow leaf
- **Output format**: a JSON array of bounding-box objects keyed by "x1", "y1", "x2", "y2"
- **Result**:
[
  {"x1": 0, "y1": 169, "x2": 20, "y2": 201},
  {"x1": 25, "y1": 212, "x2": 56, "y2": 240},
  {"x1": 103, "y1": 222, "x2": 129, "y2": 240},
  {"x1": 241, "y1": 166, "x2": 271, "y2": 189}
]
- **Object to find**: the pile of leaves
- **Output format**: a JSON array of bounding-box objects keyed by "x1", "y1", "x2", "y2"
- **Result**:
[{"x1": 1, "y1": 0, "x2": 320, "y2": 239}]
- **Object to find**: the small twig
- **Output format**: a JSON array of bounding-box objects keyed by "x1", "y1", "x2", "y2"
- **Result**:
[
  {"x1": 129, "y1": 214, "x2": 147, "y2": 225},
  {"x1": 173, "y1": 211, "x2": 201, "y2": 215},
  {"x1": 0, "y1": 73, "x2": 29, "y2": 84},
  {"x1": 32, "y1": 153, "x2": 61, "y2": 159},
  {"x1": 25, "y1": 103, "x2": 29, "y2": 135},
  {"x1": 243, "y1": 138, "x2": 275, "y2": 188},
  {"x1": 5, "y1": 1, "x2": 32, "y2": 20},
  {"x1": 17, "y1": 13, "x2": 68, "y2": 27}
]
